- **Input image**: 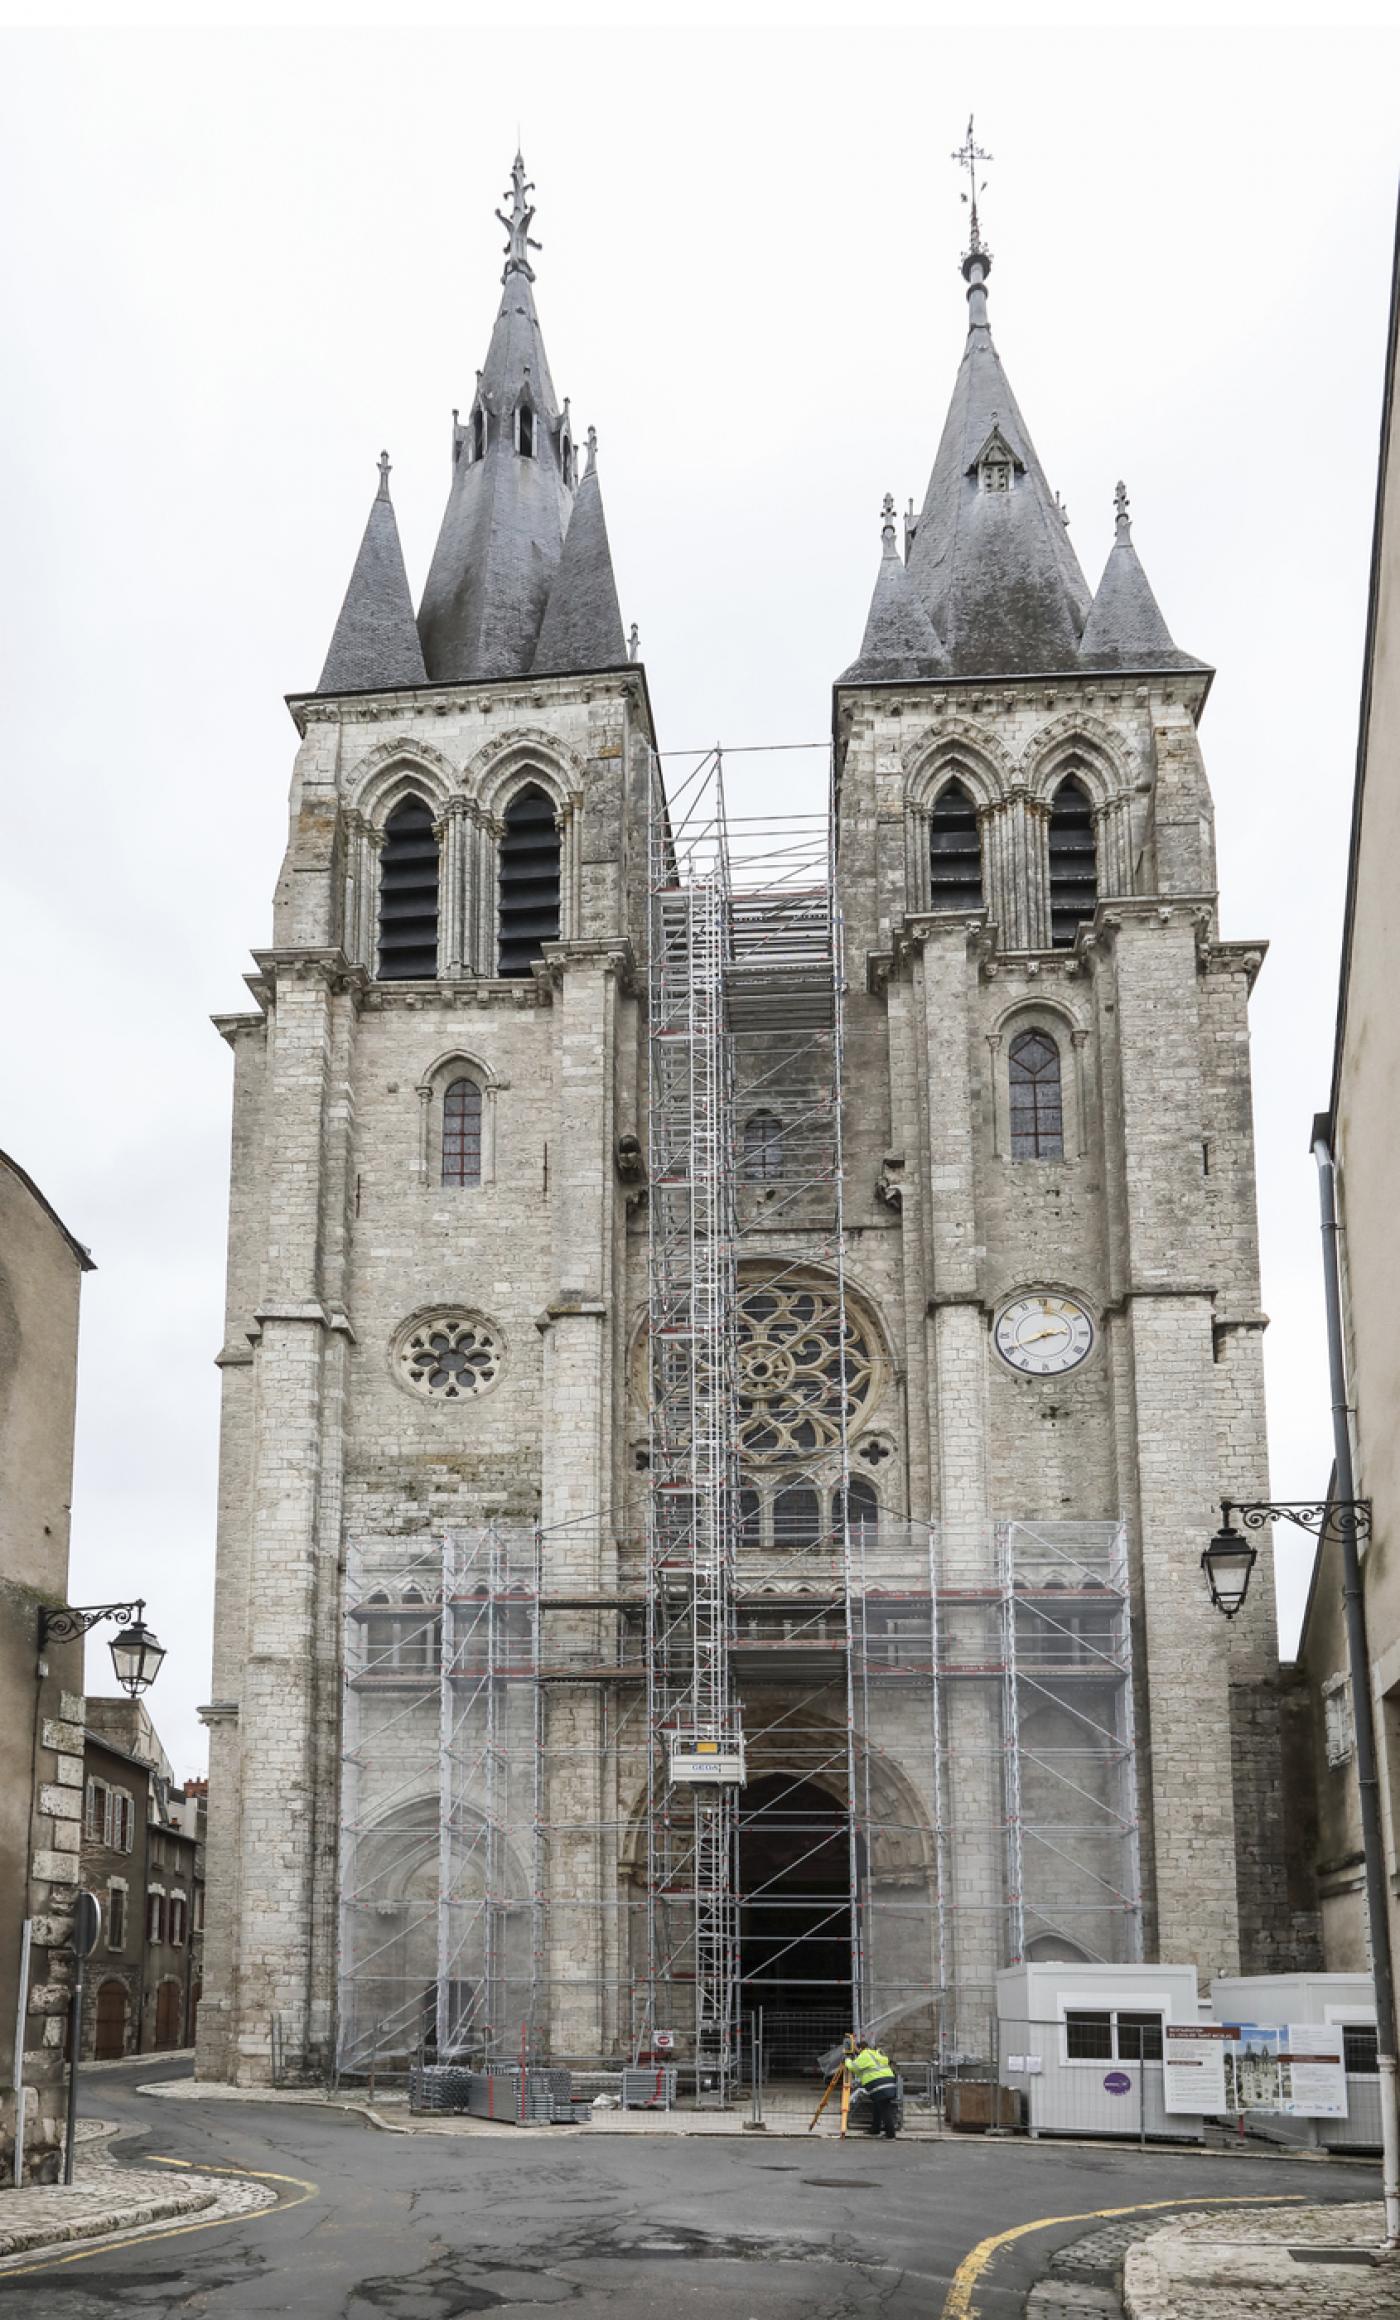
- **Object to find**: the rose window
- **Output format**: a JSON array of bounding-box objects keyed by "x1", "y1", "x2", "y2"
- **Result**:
[
  {"x1": 737, "y1": 1280, "x2": 874, "y2": 1459},
  {"x1": 396, "y1": 1313, "x2": 503, "y2": 1401}
]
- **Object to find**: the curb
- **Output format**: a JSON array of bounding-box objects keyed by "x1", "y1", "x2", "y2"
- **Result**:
[{"x1": 0, "y1": 2180, "x2": 217, "y2": 2260}]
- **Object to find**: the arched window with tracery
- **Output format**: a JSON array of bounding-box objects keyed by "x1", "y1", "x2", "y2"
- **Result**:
[
  {"x1": 498, "y1": 783, "x2": 561, "y2": 976},
  {"x1": 773, "y1": 1484, "x2": 822, "y2": 1553},
  {"x1": 442, "y1": 1078, "x2": 483, "y2": 1187},
  {"x1": 928, "y1": 780, "x2": 984, "y2": 914},
  {"x1": 378, "y1": 796, "x2": 440, "y2": 980},
  {"x1": 1009, "y1": 1029, "x2": 1064, "y2": 1160},
  {"x1": 742, "y1": 1111, "x2": 784, "y2": 1182},
  {"x1": 835, "y1": 1475, "x2": 879, "y2": 1546},
  {"x1": 1047, "y1": 776, "x2": 1097, "y2": 946}
]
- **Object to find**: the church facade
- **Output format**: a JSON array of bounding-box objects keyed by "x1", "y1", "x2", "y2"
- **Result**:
[{"x1": 197, "y1": 157, "x2": 1308, "y2": 2089}]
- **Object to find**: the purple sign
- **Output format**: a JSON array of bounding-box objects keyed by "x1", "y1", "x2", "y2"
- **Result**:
[{"x1": 1103, "y1": 2071, "x2": 1133, "y2": 2096}]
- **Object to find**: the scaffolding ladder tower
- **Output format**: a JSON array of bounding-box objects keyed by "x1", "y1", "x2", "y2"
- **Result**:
[{"x1": 645, "y1": 756, "x2": 744, "y2": 2101}]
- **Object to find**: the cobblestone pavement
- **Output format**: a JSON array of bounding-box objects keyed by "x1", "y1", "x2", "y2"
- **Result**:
[
  {"x1": 0, "y1": 2121, "x2": 275, "y2": 2266},
  {"x1": 1124, "y1": 2200, "x2": 1399, "y2": 2320}
]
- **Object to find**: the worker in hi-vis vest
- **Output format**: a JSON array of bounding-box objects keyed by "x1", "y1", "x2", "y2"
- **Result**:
[{"x1": 844, "y1": 2034, "x2": 900, "y2": 2139}]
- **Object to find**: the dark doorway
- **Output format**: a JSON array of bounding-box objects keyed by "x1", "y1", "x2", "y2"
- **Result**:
[
  {"x1": 738, "y1": 1775, "x2": 854, "y2": 2071},
  {"x1": 154, "y1": 1978, "x2": 183, "y2": 2049},
  {"x1": 94, "y1": 1978, "x2": 126, "y2": 2059}
]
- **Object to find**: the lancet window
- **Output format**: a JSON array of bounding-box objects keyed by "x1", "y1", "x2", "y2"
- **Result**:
[
  {"x1": 497, "y1": 783, "x2": 561, "y2": 976},
  {"x1": 1047, "y1": 776, "x2": 1097, "y2": 946},
  {"x1": 442, "y1": 1079, "x2": 483, "y2": 1188},
  {"x1": 378, "y1": 797, "x2": 440, "y2": 980},
  {"x1": 1009, "y1": 1029, "x2": 1064, "y2": 1160},
  {"x1": 928, "y1": 780, "x2": 984, "y2": 914},
  {"x1": 742, "y1": 1111, "x2": 784, "y2": 1181}
]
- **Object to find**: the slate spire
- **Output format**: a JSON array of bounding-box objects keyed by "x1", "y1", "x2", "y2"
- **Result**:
[
  {"x1": 532, "y1": 427, "x2": 627, "y2": 675},
  {"x1": 904, "y1": 241, "x2": 1091, "y2": 676},
  {"x1": 417, "y1": 153, "x2": 577, "y2": 683},
  {"x1": 1077, "y1": 483, "x2": 1206, "y2": 673},
  {"x1": 840, "y1": 495, "x2": 950, "y2": 683},
  {"x1": 317, "y1": 452, "x2": 427, "y2": 696}
]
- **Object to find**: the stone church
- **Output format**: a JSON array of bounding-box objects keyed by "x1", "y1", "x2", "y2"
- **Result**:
[{"x1": 197, "y1": 155, "x2": 1305, "y2": 2090}]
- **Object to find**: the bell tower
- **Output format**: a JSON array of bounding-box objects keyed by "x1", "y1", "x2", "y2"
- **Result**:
[
  {"x1": 198, "y1": 154, "x2": 655, "y2": 2083},
  {"x1": 831, "y1": 157, "x2": 1291, "y2": 1995}
]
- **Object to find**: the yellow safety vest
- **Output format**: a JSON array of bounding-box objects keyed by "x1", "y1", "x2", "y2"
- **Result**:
[{"x1": 847, "y1": 2045, "x2": 896, "y2": 2089}]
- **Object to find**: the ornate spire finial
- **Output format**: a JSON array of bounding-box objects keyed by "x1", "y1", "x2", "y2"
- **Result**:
[
  {"x1": 586, "y1": 423, "x2": 598, "y2": 474},
  {"x1": 952, "y1": 114, "x2": 993, "y2": 264},
  {"x1": 377, "y1": 450, "x2": 391, "y2": 500},
  {"x1": 880, "y1": 491, "x2": 898, "y2": 556},
  {"x1": 496, "y1": 149, "x2": 542, "y2": 282},
  {"x1": 1114, "y1": 480, "x2": 1132, "y2": 541},
  {"x1": 628, "y1": 622, "x2": 640, "y2": 662}
]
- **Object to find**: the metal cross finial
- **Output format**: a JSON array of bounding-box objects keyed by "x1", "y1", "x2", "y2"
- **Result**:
[
  {"x1": 377, "y1": 450, "x2": 391, "y2": 499},
  {"x1": 1114, "y1": 480, "x2": 1131, "y2": 539},
  {"x1": 496, "y1": 150, "x2": 542, "y2": 282},
  {"x1": 952, "y1": 114, "x2": 993, "y2": 257}
]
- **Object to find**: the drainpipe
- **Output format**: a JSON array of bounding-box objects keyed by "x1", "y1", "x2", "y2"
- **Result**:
[{"x1": 1312, "y1": 1122, "x2": 1399, "y2": 2246}]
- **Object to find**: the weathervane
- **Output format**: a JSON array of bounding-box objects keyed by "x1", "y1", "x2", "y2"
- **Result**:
[
  {"x1": 952, "y1": 114, "x2": 993, "y2": 259},
  {"x1": 496, "y1": 150, "x2": 541, "y2": 282}
]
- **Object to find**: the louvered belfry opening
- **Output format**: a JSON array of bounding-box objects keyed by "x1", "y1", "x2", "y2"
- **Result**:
[
  {"x1": 378, "y1": 797, "x2": 440, "y2": 980},
  {"x1": 929, "y1": 779, "x2": 985, "y2": 913},
  {"x1": 1047, "y1": 776, "x2": 1098, "y2": 947},
  {"x1": 498, "y1": 783, "x2": 561, "y2": 976}
]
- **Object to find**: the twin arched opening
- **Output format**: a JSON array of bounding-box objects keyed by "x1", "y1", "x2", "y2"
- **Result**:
[
  {"x1": 374, "y1": 779, "x2": 562, "y2": 982},
  {"x1": 921, "y1": 768, "x2": 1101, "y2": 946}
]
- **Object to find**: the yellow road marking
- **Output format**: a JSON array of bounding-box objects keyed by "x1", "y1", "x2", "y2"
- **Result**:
[
  {"x1": 941, "y1": 2192, "x2": 1304, "y2": 2319},
  {"x1": 0, "y1": 2157, "x2": 318, "y2": 2279}
]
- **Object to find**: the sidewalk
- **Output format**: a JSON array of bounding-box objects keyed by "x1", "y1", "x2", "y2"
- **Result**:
[
  {"x1": 0, "y1": 2121, "x2": 275, "y2": 2266},
  {"x1": 1123, "y1": 2202, "x2": 1396, "y2": 2320}
]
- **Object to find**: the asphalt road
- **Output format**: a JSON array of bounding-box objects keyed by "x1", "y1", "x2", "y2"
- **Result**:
[{"x1": 4, "y1": 2059, "x2": 1380, "y2": 2320}]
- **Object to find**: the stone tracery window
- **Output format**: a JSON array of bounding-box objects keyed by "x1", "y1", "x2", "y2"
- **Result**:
[
  {"x1": 736, "y1": 1279, "x2": 875, "y2": 1460},
  {"x1": 395, "y1": 1312, "x2": 504, "y2": 1401}
]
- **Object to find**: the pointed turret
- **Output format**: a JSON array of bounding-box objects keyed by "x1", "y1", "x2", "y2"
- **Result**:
[
  {"x1": 840, "y1": 495, "x2": 950, "y2": 683},
  {"x1": 532, "y1": 428, "x2": 627, "y2": 675},
  {"x1": 905, "y1": 241, "x2": 1091, "y2": 676},
  {"x1": 417, "y1": 154, "x2": 577, "y2": 683},
  {"x1": 316, "y1": 453, "x2": 427, "y2": 695},
  {"x1": 1077, "y1": 483, "x2": 1207, "y2": 673}
]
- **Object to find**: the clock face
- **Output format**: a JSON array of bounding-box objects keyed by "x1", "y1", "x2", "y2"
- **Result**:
[{"x1": 994, "y1": 1293, "x2": 1095, "y2": 1377}]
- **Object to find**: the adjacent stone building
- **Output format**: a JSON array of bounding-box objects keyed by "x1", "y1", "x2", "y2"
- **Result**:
[
  {"x1": 199, "y1": 158, "x2": 1304, "y2": 2088},
  {"x1": 79, "y1": 1701, "x2": 203, "y2": 2059},
  {"x1": 1301, "y1": 192, "x2": 1400, "y2": 1973},
  {"x1": 0, "y1": 1148, "x2": 94, "y2": 2178}
]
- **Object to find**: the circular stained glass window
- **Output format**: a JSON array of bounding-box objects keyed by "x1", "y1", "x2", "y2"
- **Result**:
[
  {"x1": 737, "y1": 1278, "x2": 875, "y2": 1459},
  {"x1": 395, "y1": 1312, "x2": 504, "y2": 1402}
]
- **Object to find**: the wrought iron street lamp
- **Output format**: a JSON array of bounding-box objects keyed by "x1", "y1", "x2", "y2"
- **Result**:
[
  {"x1": 1204, "y1": 1499, "x2": 1372, "y2": 1622},
  {"x1": 38, "y1": 1599, "x2": 167, "y2": 1697}
]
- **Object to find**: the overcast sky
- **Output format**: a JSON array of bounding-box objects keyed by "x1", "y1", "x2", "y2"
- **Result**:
[{"x1": 1, "y1": 22, "x2": 1396, "y2": 1778}]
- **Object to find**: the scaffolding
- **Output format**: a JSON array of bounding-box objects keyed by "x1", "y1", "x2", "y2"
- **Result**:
[
  {"x1": 334, "y1": 747, "x2": 1143, "y2": 2095},
  {"x1": 338, "y1": 1524, "x2": 542, "y2": 2078}
]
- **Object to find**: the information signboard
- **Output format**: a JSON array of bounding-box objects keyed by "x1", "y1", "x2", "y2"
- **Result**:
[
  {"x1": 1162, "y1": 2023, "x2": 1230, "y2": 2114},
  {"x1": 1163, "y1": 2021, "x2": 1347, "y2": 2119}
]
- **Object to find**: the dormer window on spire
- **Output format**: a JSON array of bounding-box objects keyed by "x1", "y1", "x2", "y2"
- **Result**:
[
  {"x1": 517, "y1": 403, "x2": 535, "y2": 459},
  {"x1": 472, "y1": 406, "x2": 485, "y2": 462},
  {"x1": 969, "y1": 424, "x2": 1022, "y2": 497}
]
